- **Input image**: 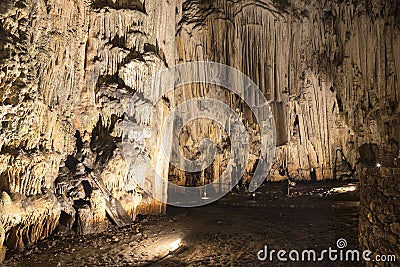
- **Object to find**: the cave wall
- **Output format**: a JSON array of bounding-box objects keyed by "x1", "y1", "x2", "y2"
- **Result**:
[
  {"x1": 359, "y1": 166, "x2": 400, "y2": 265},
  {"x1": 174, "y1": 0, "x2": 400, "y2": 184},
  {"x1": 174, "y1": 0, "x2": 400, "y2": 261},
  {"x1": 0, "y1": 0, "x2": 177, "y2": 255},
  {"x1": 0, "y1": 0, "x2": 399, "y2": 261}
]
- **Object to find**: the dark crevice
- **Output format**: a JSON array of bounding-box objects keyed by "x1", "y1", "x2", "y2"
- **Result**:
[
  {"x1": 92, "y1": 0, "x2": 146, "y2": 13},
  {"x1": 90, "y1": 117, "x2": 118, "y2": 166}
]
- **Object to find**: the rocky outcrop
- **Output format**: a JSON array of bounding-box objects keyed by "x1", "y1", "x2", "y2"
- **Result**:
[{"x1": 0, "y1": 0, "x2": 176, "y2": 253}]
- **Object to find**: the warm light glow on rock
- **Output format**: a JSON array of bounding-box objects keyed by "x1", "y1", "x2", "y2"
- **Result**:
[
  {"x1": 330, "y1": 185, "x2": 357, "y2": 194},
  {"x1": 169, "y1": 239, "x2": 182, "y2": 251}
]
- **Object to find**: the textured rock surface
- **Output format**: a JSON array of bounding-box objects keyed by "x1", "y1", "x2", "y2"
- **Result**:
[
  {"x1": 0, "y1": 0, "x2": 176, "y2": 253},
  {"x1": 174, "y1": 0, "x2": 400, "y2": 184},
  {"x1": 0, "y1": 0, "x2": 399, "y2": 260},
  {"x1": 359, "y1": 167, "x2": 400, "y2": 265},
  {"x1": 173, "y1": 2, "x2": 399, "y2": 260}
]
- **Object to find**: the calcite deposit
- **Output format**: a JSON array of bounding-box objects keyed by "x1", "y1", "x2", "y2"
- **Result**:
[
  {"x1": 0, "y1": 0, "x2": 399, "y2": 262},
  {"x1": 174, "y1": 0, "x2": 400, "y2": 183},
  {"x1": 0, "y1": 0, "x2": 176, "y2": 256}
]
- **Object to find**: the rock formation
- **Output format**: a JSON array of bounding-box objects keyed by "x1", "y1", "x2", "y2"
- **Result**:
[
  {"x1": 0, "y1": 0, "x2": 176, "y2": 256},
  {"x1": 0, "y1": 0, "x2": 399, "y2": 263},
  {"x1": 359, "y1": 166, "x2": 400, "y2": 265},
  {"x1": 174, "y1": 0, "x2": 400, "y2": 183}
]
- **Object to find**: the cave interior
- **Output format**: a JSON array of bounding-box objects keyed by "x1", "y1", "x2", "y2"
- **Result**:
[{"x1": 0, "y1": 0, "x2": 399, "y2": 266}]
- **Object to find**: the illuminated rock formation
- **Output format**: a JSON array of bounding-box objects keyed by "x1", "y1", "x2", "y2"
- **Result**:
[
  {"x1": 0, "y1": 0, "x2": 399, "y2": 262},
  {"x1": 0, "y1": 0, "x2": 176, "y2": 252}
]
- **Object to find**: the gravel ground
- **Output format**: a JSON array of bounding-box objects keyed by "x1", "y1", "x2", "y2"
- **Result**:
[{"x1": 4, "y1": 180, "x2": 361, "y2": 267}]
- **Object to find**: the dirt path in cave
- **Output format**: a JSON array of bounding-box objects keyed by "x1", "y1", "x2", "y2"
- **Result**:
[{"x1": 4, "y1": 181, "x2": 361, "y2": 267}]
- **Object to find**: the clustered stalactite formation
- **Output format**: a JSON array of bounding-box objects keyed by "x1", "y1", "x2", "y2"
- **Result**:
[
  {"x1": 175, "y1": 0, "x2": 400, "y2": 183},
  {"x1": 0, "y1": 0, "x2": 176, "y2": 257},
  {"x1": 0, "y1": 0, "x2": 399, "y2": 264}
]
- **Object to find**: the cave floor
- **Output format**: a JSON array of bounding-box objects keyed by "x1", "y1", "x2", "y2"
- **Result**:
[{"x1": 4, "y1": 180, "x2": 361, "y2": 267}]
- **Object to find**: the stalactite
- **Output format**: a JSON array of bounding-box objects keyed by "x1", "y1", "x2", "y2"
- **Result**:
[
  {"x1": 175, "y1": 0, "x2": 400, "y2": 182},
  {"x1": 0, "y1": 0, "x2": 176, "y2": 255}
]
